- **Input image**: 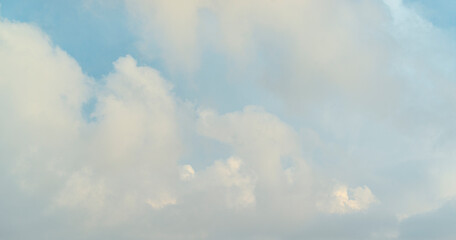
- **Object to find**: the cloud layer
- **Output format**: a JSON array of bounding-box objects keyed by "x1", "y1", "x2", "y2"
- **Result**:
[
  {"x1": 0, "y1": 18, "x2": 377, "y2": 239},
  {"x1": 2, "y1": 0, "x2": 456, "y2": 239}
]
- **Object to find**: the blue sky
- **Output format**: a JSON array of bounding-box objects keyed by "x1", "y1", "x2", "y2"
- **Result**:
[
  {"x1": 1, "y1": 0, "x2": 456, "y2": 239},
  {"x1": 404, "y1": 0, "x2": 456, "y2": 28},
  {"x1": 0, "y1": 0, "x2": 136, "y2": 77}
]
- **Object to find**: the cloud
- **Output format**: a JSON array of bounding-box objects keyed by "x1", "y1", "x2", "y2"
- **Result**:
[
  {"x1": 399, "y1": 201, "x2": 456, "y2": 240},
  {"x1": 179, "y1": 164, "x2": 195, "y2": 181},
  {"x1": 4, "y1": 0, "x2": 456, "y2": 238},
  {"x1": 0, "y1": 17, "x2": 380, "y2": 239},
  {"x1": 0, "y1": 18, "x2": 184, "y2": 227},
  {"x1": 124, "y1": 0, "x2": 203, "y2": 72},
  {"x1": 54, "y1": 168, "x2": 107, "y2": 220},
  {"x1": 121, "y1": 0, "x2": 397, "y2": 105},
  {"x1": 0, "y1": 19, "x2": 90, "y2": 198},
  {"x1": 191, "y1": 156, "x2": 257, "y2": 209},
  {"x1": 318, "y1": 185, "x2": 378, "y2": 214},
  {"x1": 197, "y1": 106, "x2": 305, "y2": 186},
  {"x1": 119, "y1": 0, "x2": 456, "y2": 121}
]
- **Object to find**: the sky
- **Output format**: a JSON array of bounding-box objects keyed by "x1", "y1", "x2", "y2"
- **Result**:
[{"x1": 1, "y1": 0, "x2": 456, "y2": 239}]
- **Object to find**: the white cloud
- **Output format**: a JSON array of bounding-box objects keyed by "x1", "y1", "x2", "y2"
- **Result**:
[
  {"x1": 179, "y1": 164, "x2": 195, "y2": 181},
  {"x1": 0, "y1": 19, "x2": 185, "y2": 227},
  {"x1": 318, "y1": 185, "x2": 378, "y2": 214},
  {"x1": 124, "y1": 0, "x2": 203, "y2": 72},
  {"x1": 54, "y1": 168, "x2": 106, "y2": 214},
  {"x1": 146, "y1": 193, "x2": 177, "y2": 210},
  {"x1": 0, "y1": 18, "x2": 377, "y2": 235},
  {"x1": 197, "y1": 106, "x2": 307, "y2": 187},
  {"x1": 0, "y1": 19, "x2": 90, "y2": 198},
  {"x1": 0, "y1": 19, "x2": 307, "y2": 238},
  {"x1": 193, "y1": 156, "x2": 257, "y2": 208},
  {"x1": 121, "y1": 0, "x2": 397, "y2": 105},
  {"x1": 5, "y1": 0, "x2": 456, "y2": 237}
]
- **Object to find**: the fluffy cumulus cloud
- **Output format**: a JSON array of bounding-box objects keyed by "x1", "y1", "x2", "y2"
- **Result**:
[
  {"x1": 0, "y1": 17, "x2": 375, "y2": 239},
  {"x1": 2, "y1": 0, "x2": 456, "y2": 239},
  {"x1": 0, "y1": 19, "x2": 183, "y2": 229}
]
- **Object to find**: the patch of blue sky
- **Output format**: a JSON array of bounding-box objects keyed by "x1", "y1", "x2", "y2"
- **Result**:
[
  {"x1": 0, "y1": 0, "x2": 138, "y2": 78},
  {"x1": 403, "y1": 0, "x2": 456, "y2": 30}
]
